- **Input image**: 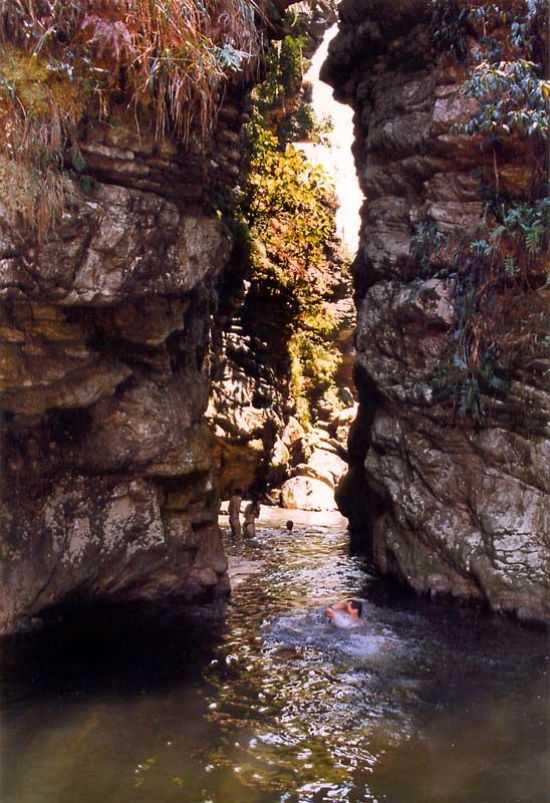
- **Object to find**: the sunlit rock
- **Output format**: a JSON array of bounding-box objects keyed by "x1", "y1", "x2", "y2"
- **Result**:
[{"x1": 281, "y1": 475, "x2": 338, "y2": 512}]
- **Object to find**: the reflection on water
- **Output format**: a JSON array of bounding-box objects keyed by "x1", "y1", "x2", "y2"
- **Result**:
[{"x1": 1, "y1": 509, "x2": 549, "y2": 803}]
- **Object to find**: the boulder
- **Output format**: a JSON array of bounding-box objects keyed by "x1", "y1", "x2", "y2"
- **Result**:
[
  {"x1": 281, "y1": 476, "x2": 338, "y2": 512},
  {"x1": 306, "y1": 449, "x2": 348, "y2": 486}
]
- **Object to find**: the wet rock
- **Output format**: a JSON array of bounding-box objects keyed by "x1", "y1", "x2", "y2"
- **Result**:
[
  {"x1": 324, "y1": 1, "x2": 550, "y2": 623},
  {"x1": 0, "y1": 475, "x2": 226, "y2": 632}
]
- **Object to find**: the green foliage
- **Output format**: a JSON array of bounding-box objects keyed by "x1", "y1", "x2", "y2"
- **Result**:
[
  {"x1": 240, "y1": 109, "x2": 342, "y2": 425},
  {"x1": 426, "y1": 0, "x2": 550, "y2": 425},
  {"x1": 289, "y1": 331, "x2": 340, "y2": 425},
  {"x1": 465, "y1": 59, "x2": 549, "y2": 140},
  {"x1": 253, "y1": 30, "x2": 330, "y2": 147},
  {"x1": 490, "y1": 197, "x2": 550, "y2": 254},
  {"x1": 432, "y1": 2, "x2": 548, "y2": 141},
  {"x1": 255, "y1": 35, "x2": 307, "y2": 114},
  {"x1": 218, "y1": 2, "x2": 347, "y2": 427},
  {"x1": 279, "y1": 100, "x2": 333, "y2": 146},
  {"x1": 279, "y1": 34, "x2": 308, "y2": 98},
  {"x1": 244, "y1": 119, "x2": 334, "y2": 283},
  {"x1": 423, "y1": 197, "x2": 550, "y2": 422},
  {"x1": 431, "y1": 0, "x2": 547, "y2": 64}
]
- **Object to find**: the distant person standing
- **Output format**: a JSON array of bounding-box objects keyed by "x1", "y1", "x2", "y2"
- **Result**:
[
  {"x1": 228, "y1": 489, "x2": 243, "y2": 538},
  {"x1": 243, "y1": 499, "x2": 260, "y2": 538}
]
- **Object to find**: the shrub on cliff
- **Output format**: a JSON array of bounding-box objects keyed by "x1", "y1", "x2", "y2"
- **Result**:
[
  {"x1": 240, "y1": 110, "x2": 345, "y2": 425},
  {"x1": 0, "y1": 0, "x2": 266, "y2": 236},
  {"x1": 427, "y1": 0, "x2": 550, "y2": 423},
  {"x1": 255, "y1": 25, "x2": 333, "y2": 147},
  {"x1": 245, "y1": 120, "x2": 334, "y2": 283}
]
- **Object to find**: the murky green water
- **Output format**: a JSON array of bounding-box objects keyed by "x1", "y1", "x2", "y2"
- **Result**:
[{"x1": 1, "y1": 508, "x2": 549, "y2": 803}]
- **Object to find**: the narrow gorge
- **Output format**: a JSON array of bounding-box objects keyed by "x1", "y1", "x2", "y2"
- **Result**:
[
  {"x1": 1, "y1": 3, "x2": 550, "y2": 803},
  {"x1": 0, "y1": 0, "x2": 549, "y2": 637},
  {"x1": 0, "y1": 0, "x2": 356, "y2": 634}
]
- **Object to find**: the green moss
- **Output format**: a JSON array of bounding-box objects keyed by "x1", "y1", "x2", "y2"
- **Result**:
[{"x1": 0, "y1": 47, "x2": 85, "y2": 121}]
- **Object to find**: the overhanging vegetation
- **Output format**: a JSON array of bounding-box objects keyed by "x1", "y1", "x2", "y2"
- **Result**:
[{"x1": 0, "y1": 0, "x2": 267, "y2": 235}]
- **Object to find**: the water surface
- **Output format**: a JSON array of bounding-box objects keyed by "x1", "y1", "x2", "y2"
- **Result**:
[{"x1": 1, "y1": 508, "x2": 549, "y2": 802}]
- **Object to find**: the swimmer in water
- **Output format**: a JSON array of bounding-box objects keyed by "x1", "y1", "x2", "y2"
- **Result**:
[{"x1": 324, "y1": 599, "x2": 363, "y2": 628}]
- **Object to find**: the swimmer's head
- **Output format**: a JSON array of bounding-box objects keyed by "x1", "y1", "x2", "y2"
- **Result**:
[
  {"x1": 324, "y1": 598, "x2": 363, "y2": 622},
  {"x1": 348, "y1": 599, "x2": 362, "y2": 619}
]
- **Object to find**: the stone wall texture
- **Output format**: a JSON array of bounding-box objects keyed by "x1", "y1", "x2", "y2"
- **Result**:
[
  {"x1": 208, "y1": 238, "x2": 354, "y2": 510},
  {"x1": 323, "y1": 0, "x2": 550, "y2": 623},
  {"x1": 0, "y1": 115, "x2": 236, "y2": 634}
]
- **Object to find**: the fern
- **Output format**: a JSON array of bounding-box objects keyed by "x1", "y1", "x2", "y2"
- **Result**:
[{"x1": 524, "y1": 224, "x2": 543, "y2": 254}]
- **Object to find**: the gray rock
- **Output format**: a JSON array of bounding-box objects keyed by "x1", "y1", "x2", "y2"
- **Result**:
[
  {"x1": 324, "y1": 0, "x2": 550, "y2": 623},
  {"x1": 0, "y1": 124, "x2": 232, "y2": 634}
]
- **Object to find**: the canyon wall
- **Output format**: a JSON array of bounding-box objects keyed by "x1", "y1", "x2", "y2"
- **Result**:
[
  {"x1": 323, "y1": 0, "x2": 550, "y2": 623},
  {"x1": 0, "y1": 112, "x2": 244, "y2": 633},
  {"x1": 0, "y1": 0, "x2": 349, "y2": 634},
  {"x1": 209, "y1": 219, "x2": 354, "y2": 510}
]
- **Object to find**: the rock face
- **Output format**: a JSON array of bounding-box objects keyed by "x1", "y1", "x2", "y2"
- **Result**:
[
  {"x1": 0, "y1": 118, "x2": 234, "y2": 634},
  {"x1": 278, "y1": 416, "x2": 352, "y2": 511},
  {"x1": 208, "y1": 256, "x2": 355, "y2": 510},
  {"x1": 323, "y1": 0, "x2": 550, "y2": 623},
  {"x1": 206, "y1": 4, "x2": 357, "y2": 512}
]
